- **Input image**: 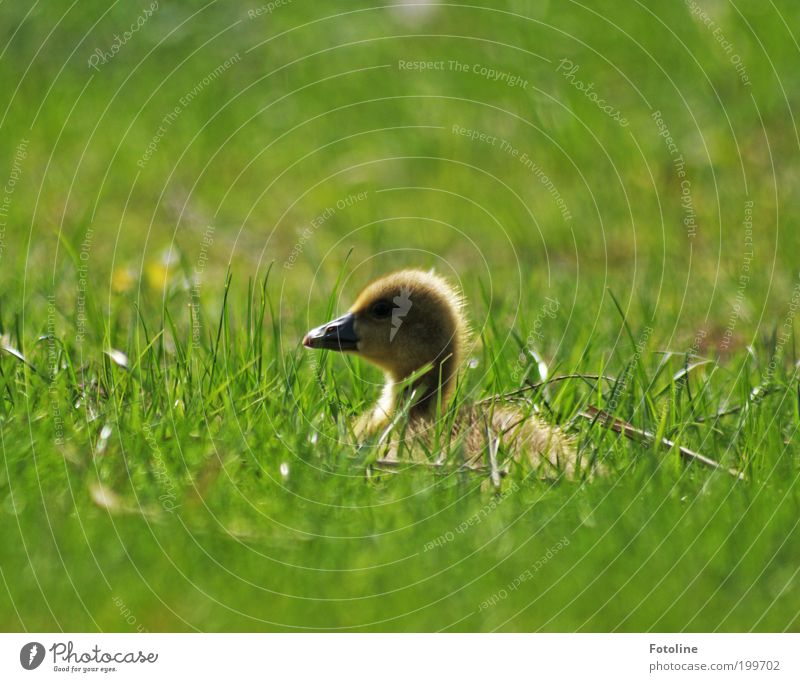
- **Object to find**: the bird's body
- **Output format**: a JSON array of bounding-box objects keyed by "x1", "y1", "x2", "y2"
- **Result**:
[
  {"x1": 374, "y1": 403, "x2": 578, "y2": 480},
  {"x1": 303, "y1": 269, "x2": 582, "y2": 481}
]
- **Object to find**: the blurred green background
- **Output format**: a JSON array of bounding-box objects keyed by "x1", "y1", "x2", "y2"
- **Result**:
[{"x1": 0, "y1": 1, "x2": 798, "y2": 632}]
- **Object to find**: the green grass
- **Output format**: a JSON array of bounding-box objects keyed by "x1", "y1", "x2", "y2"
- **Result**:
[{"x1": 1, "y1": 0, "x2": 799, "y2": 631}]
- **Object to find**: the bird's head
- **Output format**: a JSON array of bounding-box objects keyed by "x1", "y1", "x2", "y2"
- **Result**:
[{"x1": 303, "y1": 269, "x2": 466, "y2": 383}]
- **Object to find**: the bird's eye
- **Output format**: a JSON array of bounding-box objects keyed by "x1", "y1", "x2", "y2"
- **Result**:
[{"x1": 370, "y1": 300, "x2": 393, "y2": 318}]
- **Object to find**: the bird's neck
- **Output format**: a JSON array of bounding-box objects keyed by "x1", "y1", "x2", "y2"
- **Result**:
[
  {"x1": 359, "y1": 342, "x2": 460, "y2": 437},
  {"x1": 401, "y1": 349, "x2": 459, "y2": 420}
]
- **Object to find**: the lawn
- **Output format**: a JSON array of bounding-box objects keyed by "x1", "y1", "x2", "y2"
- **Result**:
[{"x1": 0, "y1": 0, "x2": 798, "y2": 632}]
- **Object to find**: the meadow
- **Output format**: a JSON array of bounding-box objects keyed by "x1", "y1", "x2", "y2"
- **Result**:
[{"x1": 0, "y1": 1, "x2": 798, "y2": 631}]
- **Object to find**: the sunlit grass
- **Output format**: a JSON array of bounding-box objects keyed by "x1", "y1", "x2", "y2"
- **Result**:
[{"x1": 0, "y1": 0, "x2": 798, "y2": 632}]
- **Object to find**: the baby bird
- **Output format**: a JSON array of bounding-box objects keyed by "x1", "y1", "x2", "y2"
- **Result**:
[{"x1": 303, "y1": 269, "x2": 580, "y2": 480}]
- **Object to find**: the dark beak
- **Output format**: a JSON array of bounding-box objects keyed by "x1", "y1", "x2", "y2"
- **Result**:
[{"x1": 303, "y1": 312, "x2": 359, "y2": 352}]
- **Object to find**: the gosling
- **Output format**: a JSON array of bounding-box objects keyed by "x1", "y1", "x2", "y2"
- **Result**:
[{"x1": 303, "y1": 269, "x2": 581, "y2": 480}]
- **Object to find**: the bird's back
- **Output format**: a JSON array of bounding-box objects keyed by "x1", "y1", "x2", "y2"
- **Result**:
[{"x1": 374, "y1": 400, "x2": 581, "y2": 481}]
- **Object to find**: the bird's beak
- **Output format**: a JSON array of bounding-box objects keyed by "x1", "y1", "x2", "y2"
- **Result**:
[{"x1": 303, "y1": 312, "x2": 359, "y2": 352}]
